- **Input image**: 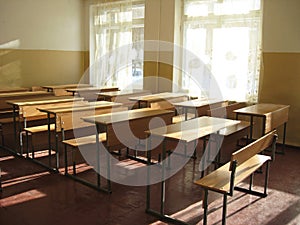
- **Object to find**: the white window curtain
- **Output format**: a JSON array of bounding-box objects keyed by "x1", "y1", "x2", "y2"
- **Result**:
[
  {"x1": 90, "y1": 0, "x2": 144, "y2": 90},
  {"x1": 180, "y1": 0, "x2": 263, "y2": 102}
]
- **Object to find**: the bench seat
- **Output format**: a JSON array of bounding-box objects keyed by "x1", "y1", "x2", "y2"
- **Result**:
[
  {"x1": 24, "y1": 124, "x2": 55, "y2": 133},
  {"x1": 194, "y1": 131, "x2": 277, "y2": 225},
  {"x1": 63, "y1": 132, "x2": 110, "y2": 193},
  {"x1": 62, "y1": 133, "x2": 107, "y2": 147},
  {"x1": 195, "y1": 154, "x2": 271, "y2": 194},
  {"x1": 172, "y1": 113, "x2": 194, "y2": 123}
]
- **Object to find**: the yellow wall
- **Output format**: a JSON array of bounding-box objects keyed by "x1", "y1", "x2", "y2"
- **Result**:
[
  {"x1": 144, "y1": 0, "x2": 175, "y2": 93},
  {"x1": 260, "y1": 53, "x2": 300, "y2": 146},
  {"x1": 0, "y1": 0, "x2": 87, "y2": 88},
  {"x1": 0, "y1": 49, "x2": 87, "y2": 88},
  {"x1": 260, "y1": 0, "x2": 300, "y2": 146}
]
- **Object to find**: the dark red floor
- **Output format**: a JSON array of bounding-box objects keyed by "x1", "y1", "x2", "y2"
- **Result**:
[{"x1": 1, "y1": 144, "x2": 300, "y2": 225}]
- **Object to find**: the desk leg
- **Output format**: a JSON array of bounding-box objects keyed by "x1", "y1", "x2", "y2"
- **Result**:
[
  {"x1": 47, "y1": 114, "x2": 52, "y2": 167},
  {"x1": 160, "y1": 141, "x2": 166, "y2": 215},
  {"x1": 95, "y1": 130, "x2": 101, "y2": 188},
  {"x1": 250, "y1": 115, "x2": 254, "y2": 142},
  {"x1": 146, "y1": 136, "x2": 152, "y2": 212},
  {"x1": 282, "y1": 122, "x2": 287, "y2": 154},
  {"x1": 145, "y1": 137, "x2": 189, "y2": 225},
  {"x1": 12, "y1": 105, "x2": 18, "y2": 154}
]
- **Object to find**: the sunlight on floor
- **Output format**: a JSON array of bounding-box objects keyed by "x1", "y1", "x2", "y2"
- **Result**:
[{"x1": 0, "y1": 189, "x2": 46, "y2": 207}]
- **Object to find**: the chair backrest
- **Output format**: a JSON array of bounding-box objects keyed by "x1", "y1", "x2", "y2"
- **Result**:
[{"x1": 229, "y1": 130, "x2": 277, "y2": 171}]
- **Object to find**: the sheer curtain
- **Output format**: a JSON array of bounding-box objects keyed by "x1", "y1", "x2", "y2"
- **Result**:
[
  {"x1": 90, "y1": 0, "x2": 144, "y2": 90},
  {"x1": 179, "y1": 0, "x2": 263, "y2": 102}
]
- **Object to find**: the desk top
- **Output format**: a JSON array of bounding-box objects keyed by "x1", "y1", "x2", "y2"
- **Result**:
[
  {"x1": 129, "y1": 92, "x2": 188, "y2": 102},
  {"x1": 145, "y1": 116, "x2": 240, "y2": 143},
  {"x1": 66, "y1": 87, "x2": 119, "y2": 93},
  {"x1": 0, "y1": 91, "x2": 52, "y2": 98},
  {"x1": 82, "y1": 108, "x2": 174, "y2": 125},
  {"x1": 0, "y1": 87, "x2": 30, "y2": 93},
  {"x1": 97, "y1": 89, "x2": 150, "y2": 98},
  {"x1": 42, "y1": 84, "x2": 92, "y2": 91},
  {"x1": 6, "y1": 96, "x2": 83, "y2": 106},
  {"x1": 234, "y1": 103, "x2": 290, "y2": 116},
  {"x1": 173, "y1": 98, "x2": 224, "y2": 108},
  {"x1": 38, "y1": 101, "x2": 123, "y2": 114}
]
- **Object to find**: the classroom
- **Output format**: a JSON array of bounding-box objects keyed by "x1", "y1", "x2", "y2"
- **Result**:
[{"x1": 0, "y1": 0, "x2": 299, "y2": 224}]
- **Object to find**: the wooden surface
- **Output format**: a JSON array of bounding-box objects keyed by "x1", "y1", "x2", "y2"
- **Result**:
[
  {"x1": 194, "y1": 131, "x2": 276, "y2": 193},
  {"x1": 83, "y1": 108, "x2": 175, "y2": 148},
  {"x1": 97, "y1": 89, "x2": 150, "y2": 98},
  {"x1": 234, "y1": 103, "x2": 289, "y2": 117},
  {"x1": 129, "y1": 92, "x2": 188, "y2": 103},
  {"x1": 0, "y1": 91, "x2": 53, "y2": 110},
  {"x1": 38, "y1": 101, "x2": 126, "y2": 132},
  {"x1": 173, "y1": 99, "x2": 228, "y2": 117},
  {"x1": 234, "y1": 103, "x2": 290, "y2": 132},
  {"x1": 0, "y1": 87, "x2": 30, "y2": 93},
  {"x1": 230, "y1": 130, "x2": 276, "y2": 167},
  {"x1": 207, "y1": 102, "x2": 247, "y2": 119},
  {"x1": 42, "y1": 84, "x2": 92, "y2": 91},
  {"x1": 194, "y1": 154, "x2": 271, "y2": 194},
  {"x1": 63, "y1": 133, "x2": 107, "y2": 147},
  {"x1": 82, "y1": 108, "x2": 174, "y2": 125},
  {"x1": 6, "y1": 96, "x2": 83, "y2": 107},
  {"x1": 7, "y1": 96, "x2": 84, "y2": 119},
  {"x1": 173, "y1": 98, "x2": 224, "y2": 108},
  {"x1": 146, "y1": 116, "x2": 241, "y2": 143},
  {"x1": 66, "y1": 87, "x2": 119, "y2": 94}
]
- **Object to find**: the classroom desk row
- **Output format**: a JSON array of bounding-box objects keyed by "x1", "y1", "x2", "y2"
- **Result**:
[{"x1": 0, "y1": 88, "x2": 290, "y2": 224}]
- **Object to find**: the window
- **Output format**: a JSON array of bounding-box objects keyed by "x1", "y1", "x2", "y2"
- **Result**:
[
  {"x1": 90, "y1": 0, "x2": 145, "y2": 90},
  {"x1": 179, "y1": 0, "x2": 262, "y2": 102}
]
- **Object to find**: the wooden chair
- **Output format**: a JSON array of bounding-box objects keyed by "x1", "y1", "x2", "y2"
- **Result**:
[{"x1": 194, "y1": 130, "x2": 277, "y2": 225}]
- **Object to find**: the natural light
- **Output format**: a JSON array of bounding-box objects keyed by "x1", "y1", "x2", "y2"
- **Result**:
[{"x1": 180, "y1": 0, "x2": 262, "y2": 102}]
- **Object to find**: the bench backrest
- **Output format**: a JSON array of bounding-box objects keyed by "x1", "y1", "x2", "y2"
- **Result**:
[
  {"x1": 58, "y1": 106, "x2": 127, "y2": 131},
  {"x1": 150, "y1": 96, "x2": 188, "y2": 111},
  {"x1": 229, "y1": 130, "x2": 277, "y2": 171},
  {"x1": 207, "y1": 102, "x2": 246, "y2": 119}
]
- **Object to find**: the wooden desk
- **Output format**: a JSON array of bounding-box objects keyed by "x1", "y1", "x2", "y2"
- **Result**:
[
  {"x1": 0, "y1": 87, "x2": 30, "y2": 93},
  {"x1": 82, "y1": 108, "x2": 175, "y2": 192},
  {"x1": 66, "y1": 87, "x2": 119, "y2": 101},
  {"x1": 36, "y1": 101, "x2": 125, "y2": 171},
  {"x1": 144, "y1": 116, "x2": 241, "y2": 225},
  {"x1": 173, "y1": 98, "x2": 227, "y2": 120},
  {"x1": 129, "y1": 92, "x2": 188, "y2": 108},
  {"x1": 234, "y1": 103, "x2": 290, "y2": 153},
  {"x1": 5, "y1": 96, "x2": 84, "y2": 155},
  {"x1": 97, "y1": 90, "x2": 151, "y2": 108},
  {"x1": 0, "y1": 91, "x2": 53, "y2": 112},
  {"x1": 42, "y1": 84, "x2": 92, "y2": 96},
  {"x1": 66, "y1": 87, "x2": 119, "y2": 96}
]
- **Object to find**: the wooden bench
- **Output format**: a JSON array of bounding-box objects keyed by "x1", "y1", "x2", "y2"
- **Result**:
[
  {"x1": 24, "y1": 124, "x2": 56, "y2": 158},
  {"x1": 23, "y1": 102, "x2": 125, "y2": 171},
  {"x1": 204, "y1": 102, "x2": 250, "y2": 168},
  {"x1": 62, "y1": 133, "x2": 107, "y2": 191},
  {"x1": 172, "y1": 100, "x2": 229, "y2": 124},
  {"x1": 194, "y1": 130, "x2": 277, "y2": 225},
  {"x1": 207, "y1": 102, "x2": 247, "y2": 119}
]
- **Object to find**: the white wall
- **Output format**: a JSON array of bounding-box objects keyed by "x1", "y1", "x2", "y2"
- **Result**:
[{"x1": 0, "y1": 0, "x2": 84, "y2": 51}]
